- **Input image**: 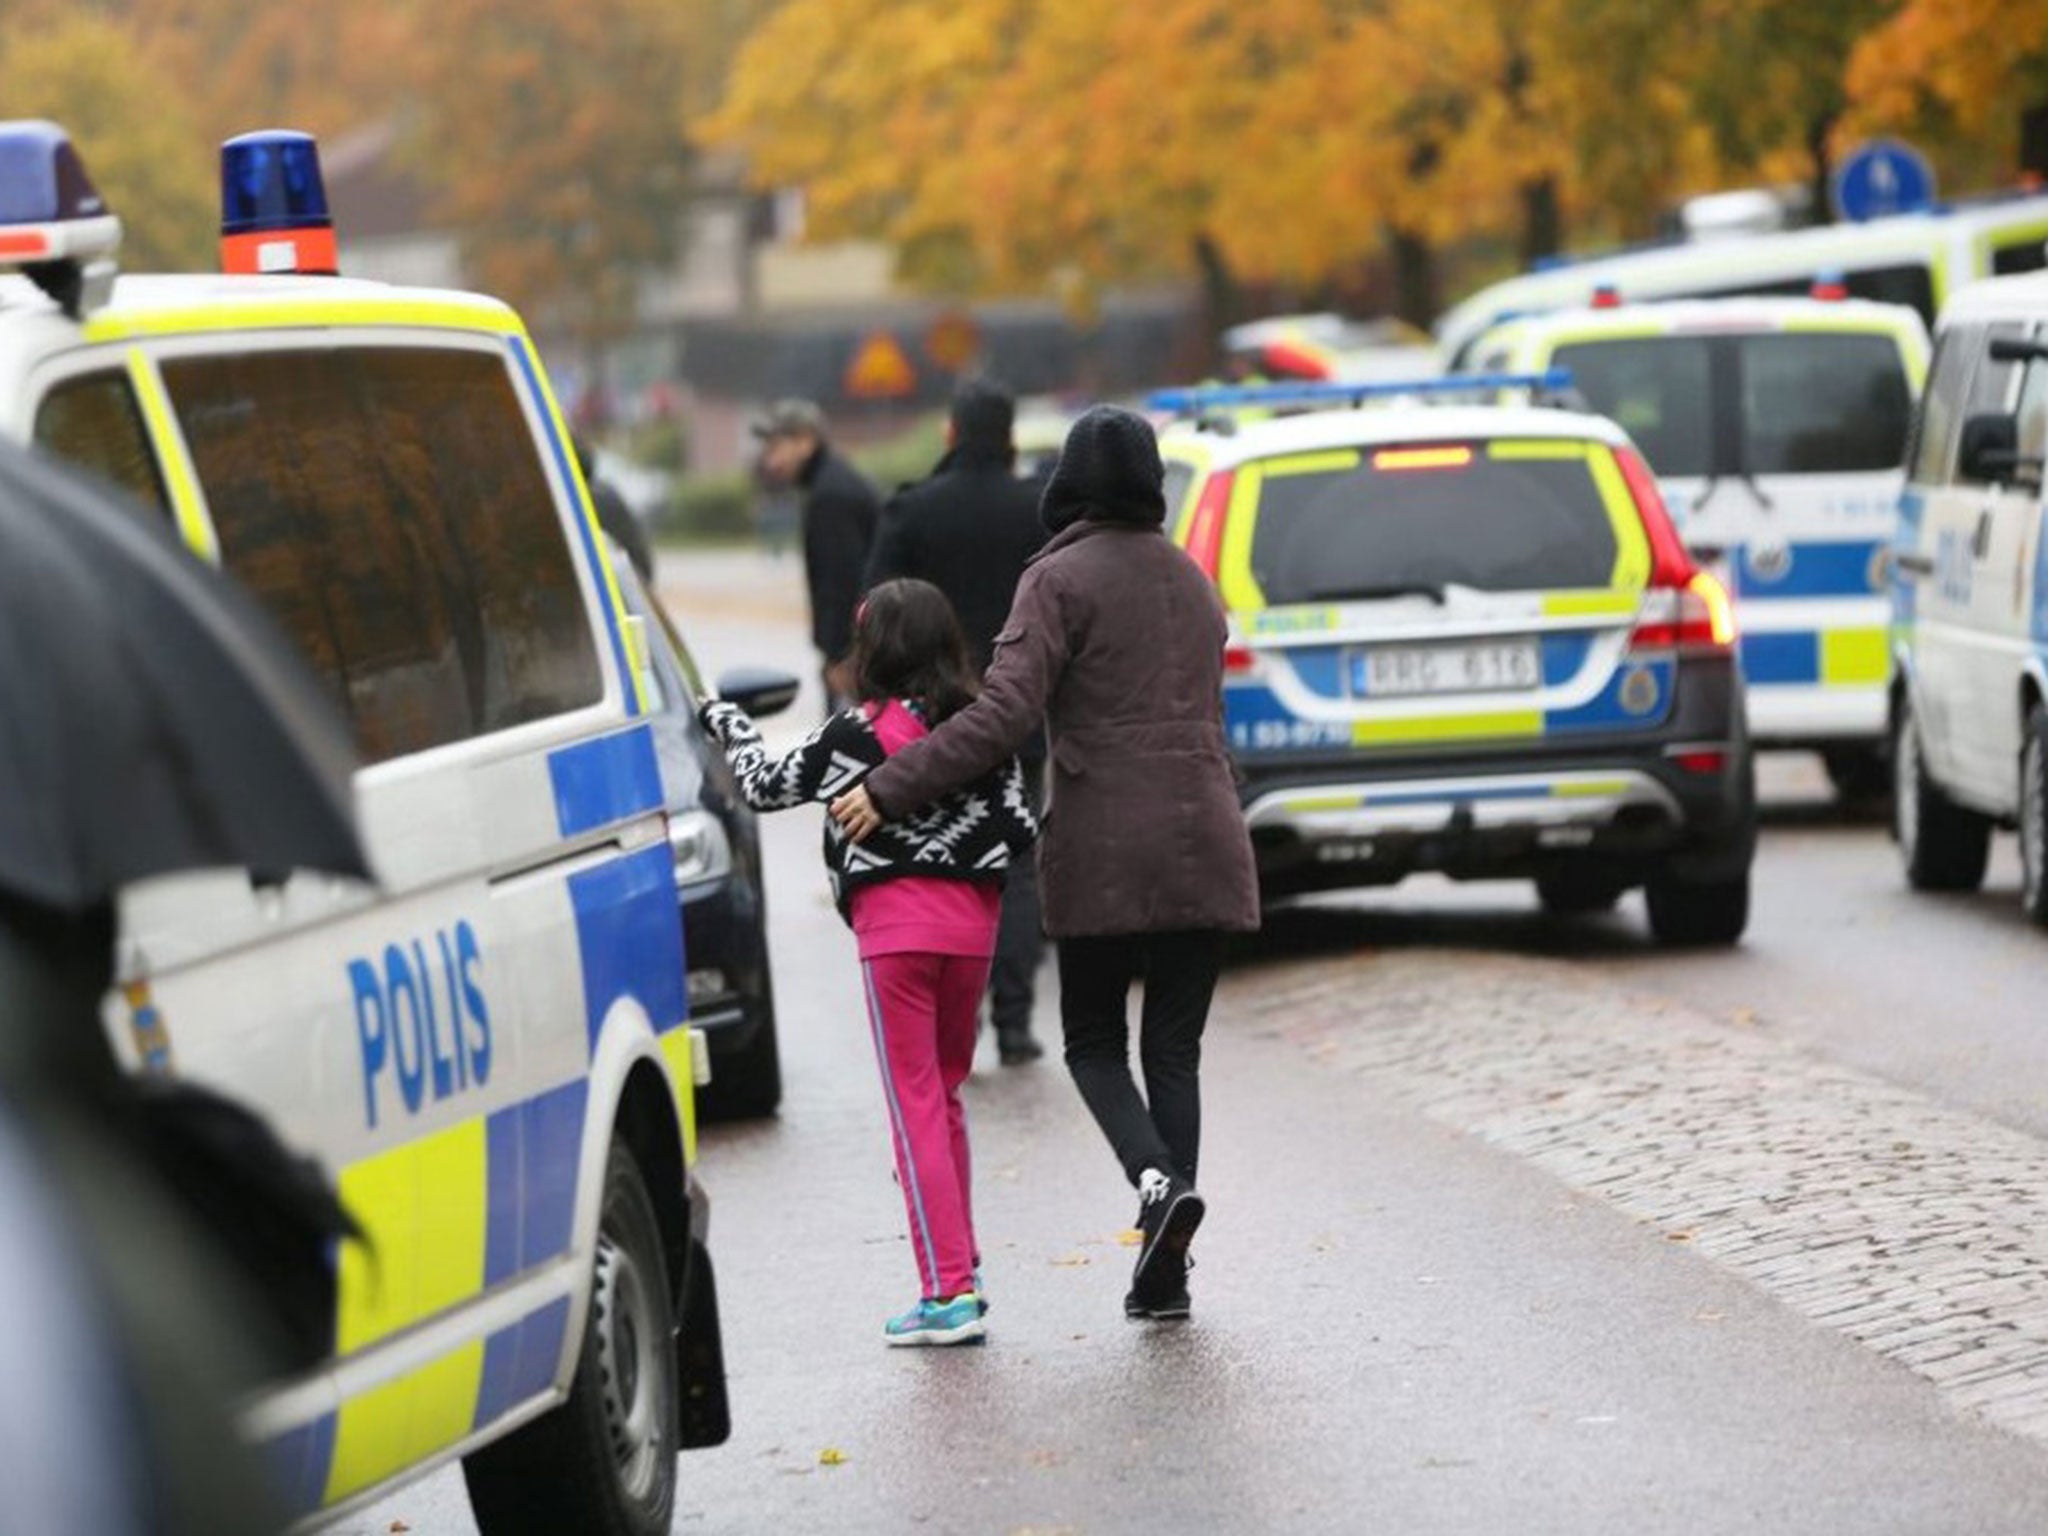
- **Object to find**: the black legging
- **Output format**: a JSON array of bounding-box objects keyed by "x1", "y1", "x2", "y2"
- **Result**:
[{"x1": 1055, "y1": 930, "x2": 1225, "y2": 1187}]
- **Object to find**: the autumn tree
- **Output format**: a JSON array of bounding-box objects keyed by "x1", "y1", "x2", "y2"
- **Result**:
[
  {"x1": 0, "y1": 6, "x2": 215, "y2": 271},
  {"x1": 1846, "y1": 0, "x2": 2048, "y2": 185}
]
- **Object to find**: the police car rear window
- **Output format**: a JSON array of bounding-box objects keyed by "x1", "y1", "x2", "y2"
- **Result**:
[
  {"x1": 1739, "y1": 333, "x2": 1912, "y2": 474},
  {"x1": 1246, "y1": 446, "x2": 1620, "y2": 604},
  {"x1": 162, "y1": 345, "x2": 603, "y2": 763},
  {"x1": 1549, "y1": 337, "x2": 1713, "y2": 477}
]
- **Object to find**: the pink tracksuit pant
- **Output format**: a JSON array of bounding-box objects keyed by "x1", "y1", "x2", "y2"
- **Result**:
[{"x1": 858, "y1": 949, "x2": 990, "y2": 1301}]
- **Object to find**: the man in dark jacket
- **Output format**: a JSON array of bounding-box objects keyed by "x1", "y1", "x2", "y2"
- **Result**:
[
  {"x1": 830, "y1": 406, "x2": 1260, "y2": 1323},
  {"x1": 864, "y1": 378, "x2": 1049, "y2": 1066},
  {"x1": 755, "y1": 399, "x2": 880, "y2": 706}
]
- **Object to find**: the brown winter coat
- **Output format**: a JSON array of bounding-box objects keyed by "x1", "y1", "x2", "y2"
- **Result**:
[{"x1": 863, "y1": 519, "x2": 1260, "y2": 938}]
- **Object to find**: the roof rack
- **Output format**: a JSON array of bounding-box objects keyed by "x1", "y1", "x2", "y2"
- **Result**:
[{"x1": 1147, "y1": 368, "x2": 1580, "y2": 423}]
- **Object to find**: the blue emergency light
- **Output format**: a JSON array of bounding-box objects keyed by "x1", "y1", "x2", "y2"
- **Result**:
[
  {"x1": 0, "y1": 119, "x2": 122, "y2": 316},
  {"x1": 1147, "y1": 369, "x2": 1577, "y2": 415},
  {"x1": 219, "y1": 130, "x2": 336, "y2": 276}
]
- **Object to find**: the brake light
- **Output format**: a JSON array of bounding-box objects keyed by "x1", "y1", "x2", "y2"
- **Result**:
[
  {"x1": 1632, "y1": 572, "x2": 1735, "y2": 654},
  {"x1": 1223, "y1": 643, "x2": 1256, "y2": 675},
  {"x1": 1372, "y1": 445, "x2": 1472, "y2": 471},
  {"x1": 1670, "y1": 748, "x2": 1729, "y2": 774},
  {"x1": 1184, "y1": 469, "x2": 1235, "y2": 581},
  {"x1": 1591, "y1": 282, "x2": 1622, "y2": 309},
  {"x1": 1811, "y1": 268, "x2": 1848, "y2": 301}
]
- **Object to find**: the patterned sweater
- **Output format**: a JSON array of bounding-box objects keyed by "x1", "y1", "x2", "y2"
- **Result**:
[{"x1": 698, "y1": 699, "x2": 1038, "y2": 915}]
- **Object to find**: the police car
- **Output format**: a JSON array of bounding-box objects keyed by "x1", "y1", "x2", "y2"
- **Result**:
[
  {"x1": 1889, "y1": 268, "x2": 2048, "y2": 918},
  {"x1": 1155, "y1": 375, "x2": 1757, "y2": 945},
  {"x1": 0, "y1": 123, "x2": 729, "y2": 1530},
  {"x1": 1469, "y1": 295, "x2": 1929, "y2": 799}
]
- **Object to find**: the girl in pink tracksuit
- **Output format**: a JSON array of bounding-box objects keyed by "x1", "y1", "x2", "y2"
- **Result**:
[{"x1": 699, "y1": 578, "x2": 1037, "y2": 1345}]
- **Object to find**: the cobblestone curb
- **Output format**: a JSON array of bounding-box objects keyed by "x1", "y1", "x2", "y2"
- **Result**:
[{"x1": 1223, "y1": 948, "x2": 2048, "y2": 1441}]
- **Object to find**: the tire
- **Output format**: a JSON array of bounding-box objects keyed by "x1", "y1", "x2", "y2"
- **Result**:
[
  {"x1": 1821, "y1": 743, "x2": 1890, "y2": 805},
  {"x1": 698, "y1": 965, "x2": 781, "y2": 1120},
  {"x1": 1645, "y1": 869, "x2": 1750, "y2": 947},
  {"x1": 1893, "y1": 693, "x2": 1991, "y2": 893},
  {"x1": 1534, "y1": 867, "x2": 1627, "y2": 915},
  {"x1": 2020, "y1": 704, "x2": 2048, "y2": 925},
  {"x1": 464, "y1": 1142, "x2": 678, "y2": 1536}
]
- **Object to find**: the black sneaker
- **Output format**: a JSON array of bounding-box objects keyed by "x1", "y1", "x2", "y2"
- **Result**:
[
  {"x1": 996, "y1": 1029, "x2": 1044, "y2": 1065},
  {"x1": 1129, "y1": 1167, "x2": 1204, "y2": 1310},
  {"x1": 1124, "y1": 1258, "x2": 1192, "y2": 1321}
]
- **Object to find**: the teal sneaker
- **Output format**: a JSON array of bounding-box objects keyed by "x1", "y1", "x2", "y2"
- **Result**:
[{"x1": 883, "y1": 1294, "x2": 986, "y2": 1347}]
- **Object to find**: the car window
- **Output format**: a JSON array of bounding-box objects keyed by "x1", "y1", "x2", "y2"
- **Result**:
[
  {"x1": 1548, "y1": 337, "x2": 1714, "y2": 477},
  {"x1": 1246, "y1": 443, "x2": 1621, "y2": 604},
  {"x1": 162, "y1": 345, "x2": 603, "y2": 763},
  {"x1": 1736, "y1": 333, "x2": 1913, "y2": 474},
  {"x1": 1957, "y1": 322, "x2": 2028, "y2": 487},
  {"x1": 32, "y1": 371, "x2": 172, "y2": 520},
  {"x1": 1911, "y1": 326, "x2": 1977, "y2": 486},
  {"x1": 1162, "y1": 461, "x2": 1196, "y2": 524},
  {"x1": 2017, "y1": 355, "x2": 2048, "y2": 468},
  {"x1": 1991, "y1": 233, "x2": 2048, "y2": 277}
]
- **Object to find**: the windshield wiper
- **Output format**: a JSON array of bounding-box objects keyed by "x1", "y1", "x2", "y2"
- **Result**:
[{"x1": 1308, "y1": 581, "x2": 1446, "y2": 604}]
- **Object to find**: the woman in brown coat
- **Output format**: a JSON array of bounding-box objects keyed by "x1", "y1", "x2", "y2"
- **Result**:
[{"x1": 832, "y1": 405, "x2": 1259, "y2": 1320}]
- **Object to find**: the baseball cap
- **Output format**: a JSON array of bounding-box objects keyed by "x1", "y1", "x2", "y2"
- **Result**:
[{"x1": 750, "y1": 398, "x2": 826, "y2": 440}]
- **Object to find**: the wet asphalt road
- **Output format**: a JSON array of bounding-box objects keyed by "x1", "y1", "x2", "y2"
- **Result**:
[{"x1": 351, "y1": 549, "x2": 2048, "y2": 1535}]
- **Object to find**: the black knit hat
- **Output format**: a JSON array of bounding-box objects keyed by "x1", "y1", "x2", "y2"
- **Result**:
[{"x1": 1039, "y1": 405, "x2": 1167, "y2": 533}]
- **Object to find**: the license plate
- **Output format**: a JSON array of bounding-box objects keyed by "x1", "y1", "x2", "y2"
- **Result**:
[{"x1": 1352, "y1": 640, "x2": 1541, "y2": 697}]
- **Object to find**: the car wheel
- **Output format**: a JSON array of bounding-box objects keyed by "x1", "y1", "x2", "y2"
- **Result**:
[
  {"x1": 1534, "y1": 868, "x2": 1627, "y2": 915},
  {"x1": 463, "y1": 1141, "x2": 678, "y2": 1536},
  {"x1": 2021, "y1": 704, "x2": 2048, "y2": 925},
  {"x1": 1821, "y1": 743, "x2": 1889, "y2": 806},
  {"x1": 1893, "y1": 693, "x2": 1990, "y2": 892},
  {"x1": 1645, "y1": 868, "x2": 1749, "y2": 947},
  {"x1": 699, "y1": 965, "x2": 781, "y2": 1121}
]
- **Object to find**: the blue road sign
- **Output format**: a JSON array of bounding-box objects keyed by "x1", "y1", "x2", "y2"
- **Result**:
[{"x1": 1832, "y1": 139, "x2": 1937, "y2": 223}]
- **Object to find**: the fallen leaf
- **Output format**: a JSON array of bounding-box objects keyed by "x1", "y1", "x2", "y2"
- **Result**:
[
  {"x1": 390, "y1": 1524, "x2": 411, "y2": 1534},
  {"x1": 1116, "y1": 1228, "x2": 1143, "y2": 1247},
  {"x1": 1730, "y1": 1007, "x2": 1759, "y2": 1026},
  {"x1": 1050, "y1": 1252, "x2": 1090, "y2": 1267},
  {"x1": 1667, "y1": 1230, "x2": 1694, "y2": 1242},
  {"x1": 1694, "y1": 1307, "x2": 1726, "y2": 1322},
  {"x1": 819, "y1": 1447, "x2": 848, "y2": 1466},
  {"x1": 1028, "y1": 1447, "x2": 1061, "y2": 1467}
]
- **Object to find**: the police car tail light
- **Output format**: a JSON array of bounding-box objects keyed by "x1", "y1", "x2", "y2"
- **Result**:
[
  {"x1": 0, "y1": 120, "x2": 122, "y2": 317},
  {"x1": 1223, "y1": 642, "x2": 1257, "y2": 676},
  {"x1": 220, "y1": 130, "x2": 337, "y2": 276},
  {"x1": 1184, "y1": 469, "x2": 1236, "y2": 582},
  {"x1": 1615, "y1": 444, "x2": 1734, "y2": 655},
  {"x1": 1590, "y1": 282, "x2": 1622, "y2": 309}
]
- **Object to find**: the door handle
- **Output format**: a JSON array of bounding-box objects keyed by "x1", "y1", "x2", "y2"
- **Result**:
[
  {"x1": 1973, "y1": 510, "x2": 1993, "y2": 560},
  {"x1": 1895, "y1": 551, "x2": 1935, "y2": 578}
]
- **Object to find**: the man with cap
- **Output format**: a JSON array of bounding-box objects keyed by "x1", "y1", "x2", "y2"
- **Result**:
[
  {"x1": 864, "y1": 377, "x2": 1049, "y2": 1065},
  {"x1": 754, "y1": 399, "x2": 881, "y2": 706}
]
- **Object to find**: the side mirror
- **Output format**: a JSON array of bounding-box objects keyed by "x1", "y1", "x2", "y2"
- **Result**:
[
  {"x1": 1959, "y1": 412, "x2": 2025, "y2": 485},
  {"x1": 716, "y1": 666, "x2": 801, "y2": 719}
]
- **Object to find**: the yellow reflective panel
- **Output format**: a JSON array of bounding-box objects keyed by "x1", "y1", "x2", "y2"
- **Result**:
[
  {"x1": 1586, "y1": 447, "x2": 1652, "y2": 590},
  {"x1": 324, "y1": 1341, "x2": 486, "y2": 1504},
  {"x1": 1487, "y1": 439, "x2": 1590, "y2": 460},
  {"x1": 124, "y1": 348, "x2": 217, "y2": 564},
  {"x1": 333, "y1": 1117, "x2": 488, "y2": 1356},
  {"x1": 1218, "y1": 466, "x2": 1266, "y2": 614},
  {"x1": 1542, "y1": 589, "x2": 1641, "y2": 619},
  {"x1": 1821, "y1": 626, "x2": 1889, "y2": 686},
  {"x1": 84, "y1": 296, "x2": 521, "y2": 343},
  {"x1": 661, "y1": 1028, "x2": 699, "y2": 1166},
  {"x1": 1259, "y1": 450, "x2": 1362, "y2": 478},
  {"x1": 1351, "y1": 711, "x2": 1543, "y2": 745}
]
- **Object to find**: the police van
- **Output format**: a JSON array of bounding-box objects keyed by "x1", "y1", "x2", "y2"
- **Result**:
[
  {"x1": 1469, "y1": 296, "x2": 1929, "y2": 797},
  {"x1": 1889, "y1": 269, "x2": 2048, "y2": 918},
  {"x1": 0, "y1": 123, "x2": 728, "y2": 1530},
  {"x1": 1436, "y1": 192, "x2": 2048, "y2": 370},
  {"x1": 1155, "y1": 375, "x2": 1757, "y2": 945}
]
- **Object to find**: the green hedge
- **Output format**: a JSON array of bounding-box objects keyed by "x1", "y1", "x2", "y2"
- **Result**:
[{"x1": 660, "y1": 471, "x2": 754, "y2": 542}]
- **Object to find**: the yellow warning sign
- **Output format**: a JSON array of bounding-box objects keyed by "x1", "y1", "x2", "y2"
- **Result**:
[{"x1": 844, "y1": 330, "x2": 918, "y2": 400}]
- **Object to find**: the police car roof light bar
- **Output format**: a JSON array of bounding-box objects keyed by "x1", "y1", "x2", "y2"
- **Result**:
[
  {"x1": 1147, "y1": 369, "x2": 1578, "y2": 416},
  {"x1": 220, "y1": 130, "x2": 337, "y2": 277},
  {"x1": 0, "y1": 120, "x2": 122, "y2": 319}
]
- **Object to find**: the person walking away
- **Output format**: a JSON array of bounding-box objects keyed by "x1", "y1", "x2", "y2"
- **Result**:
[
  {"x1": 698, "y1": 579, "x2": 1038, "y2": 1345},
  {"x1": 865, "y1": 378, "x2": 1049, "y2": 1066},
  {"x1": 829, "y1": 406, "x2": 1259, "y2": 1322},
  {"x1": 753, "y1": 399, "x2": 880, "y2": 709}
]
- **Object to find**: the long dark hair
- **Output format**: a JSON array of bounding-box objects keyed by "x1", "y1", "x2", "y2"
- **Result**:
[{"x1": 851, "y1": 579, "x2": 979, "y2": 723}]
